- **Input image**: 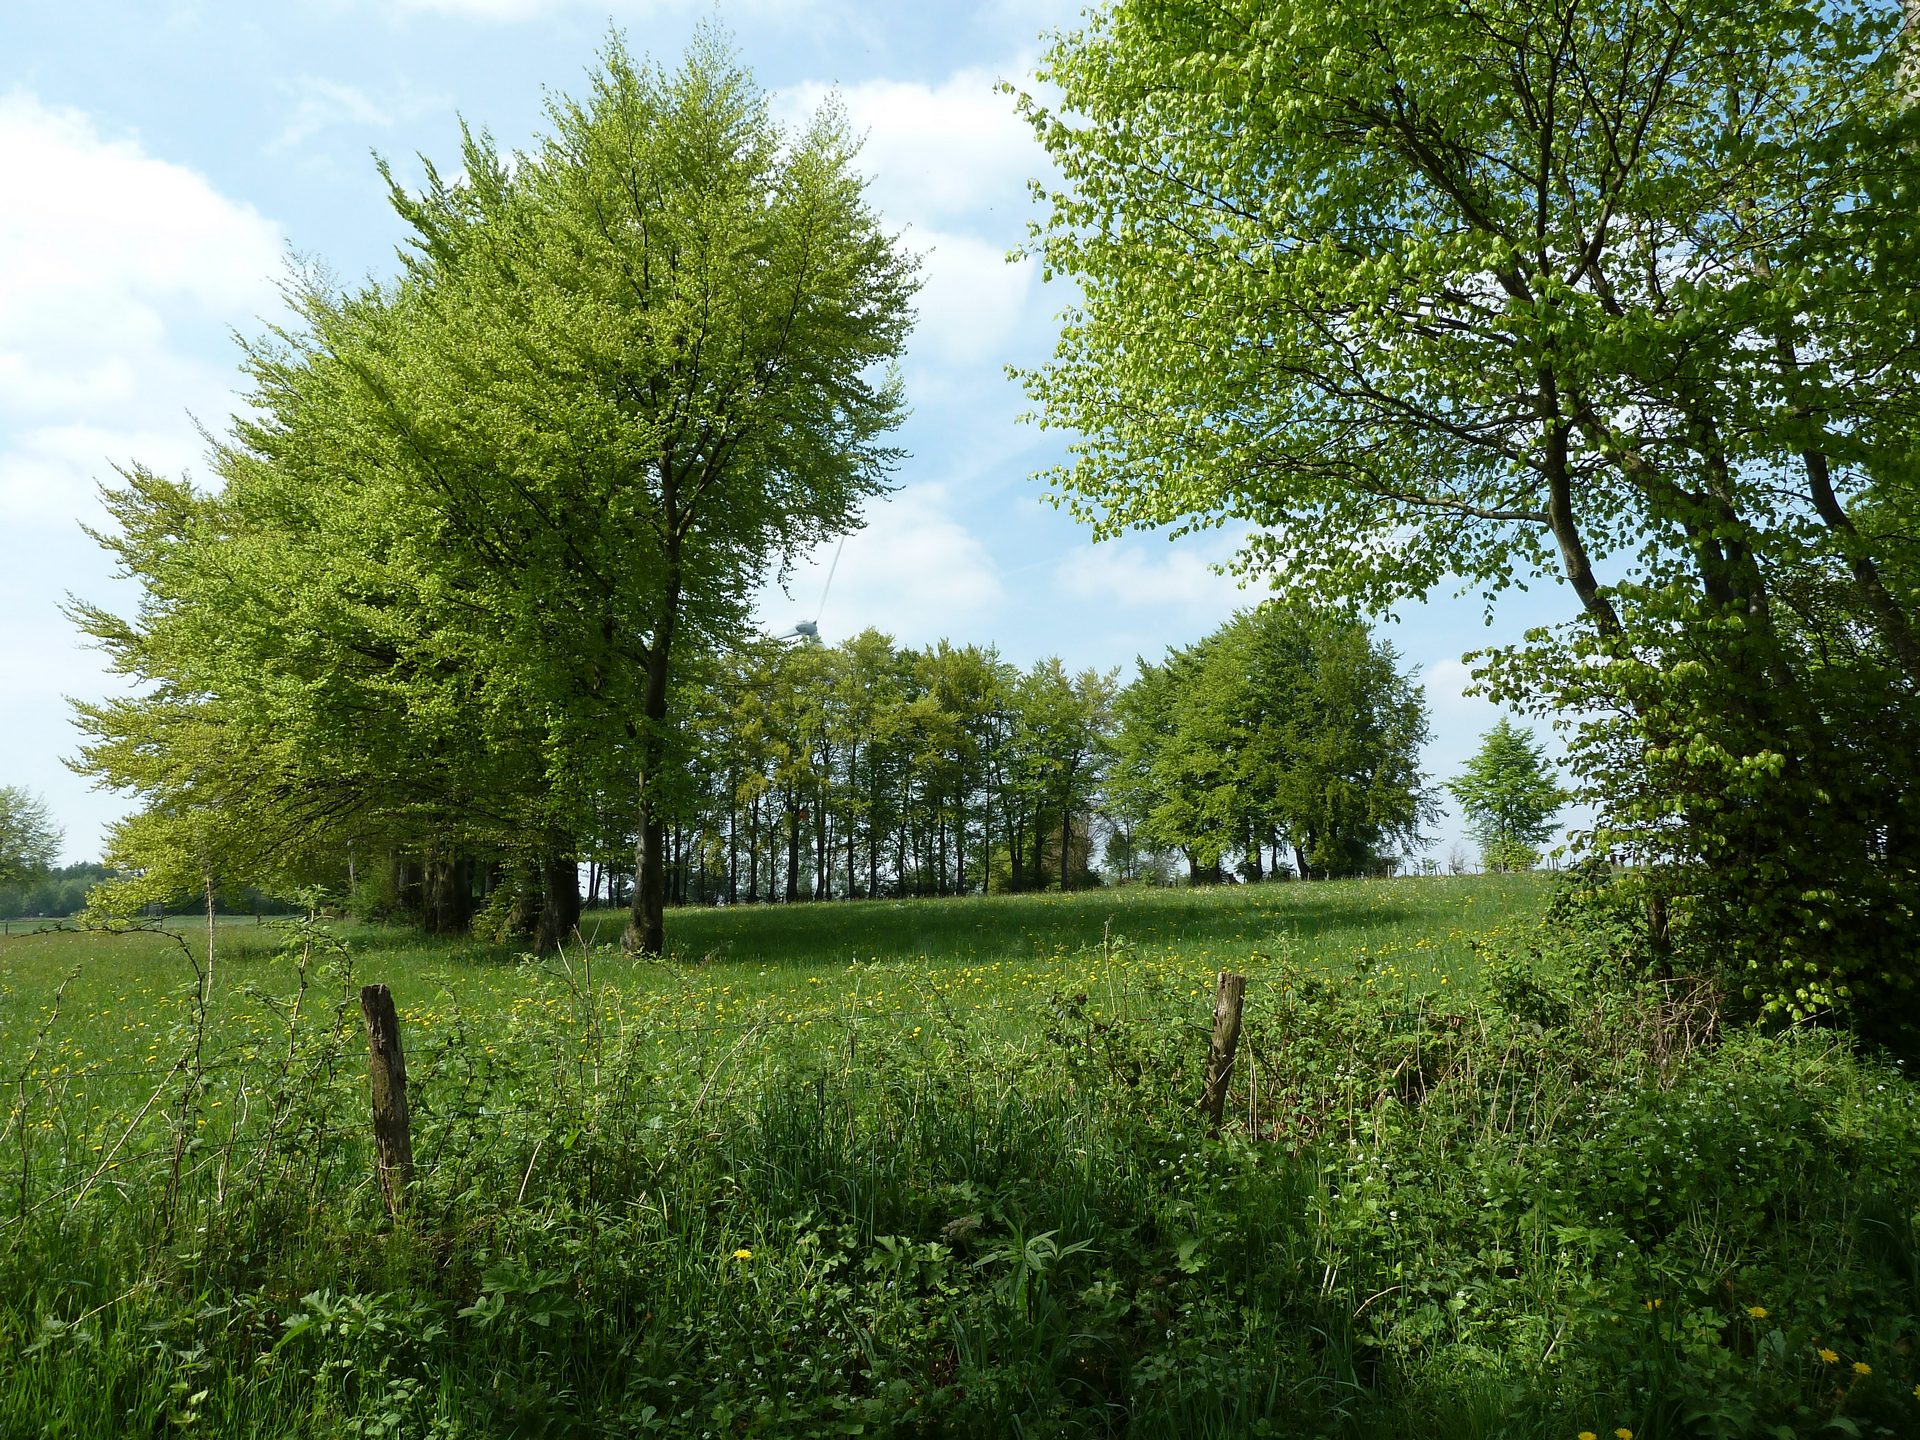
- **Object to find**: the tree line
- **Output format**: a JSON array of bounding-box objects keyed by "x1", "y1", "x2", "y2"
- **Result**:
[
  {"x1": 545, "y1": 604, "x2": 1432, "y2": 922},
  {"x1": 65, "y1": 31, "x2": 1453, "y2": 948}
]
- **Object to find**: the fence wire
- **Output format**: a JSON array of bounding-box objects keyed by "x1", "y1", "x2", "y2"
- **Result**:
[{"x1": 1, "y1": 954, "x2": 1385, "y2": 1224}]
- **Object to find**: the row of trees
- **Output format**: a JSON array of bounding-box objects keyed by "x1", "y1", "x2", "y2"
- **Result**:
[
  {"x1": 569, "y1": 605, "x2": 1438, "y2": 912},
  {"x1": 76, "y1": 590, "x2": 1443, "y2": 933}
]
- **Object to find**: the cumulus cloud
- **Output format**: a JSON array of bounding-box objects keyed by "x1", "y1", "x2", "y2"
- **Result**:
[
  {"x1": 0, "y1": 91, "x2": 286, "y2": 507},
  {"x1": 758, "y1": 483, "x2": 1006, "y2": 648},
  {"x1": 778, "y1": 66, "x2": 1043, "y2": 227},
  {"x1": 904, "y1": 228, "x2": 1037, "y2": 367}
]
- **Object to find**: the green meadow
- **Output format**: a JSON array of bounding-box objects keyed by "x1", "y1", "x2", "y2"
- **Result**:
[
  {"x1": 2, "y1": 876, "x2": 1918, "y2": 1438},
  {"x1": 0, "y1": 875, "x2": 1543, "y2": 1082}
]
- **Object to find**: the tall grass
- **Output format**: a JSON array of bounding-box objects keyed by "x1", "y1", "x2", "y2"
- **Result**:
[{"x1": 0, "y1": 877, "x2": 1916, "y2": 1436}]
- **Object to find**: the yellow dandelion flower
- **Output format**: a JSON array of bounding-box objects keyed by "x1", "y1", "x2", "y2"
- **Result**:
[
  {"x1": 1746, "y1": 1305, "x2": 1767, "y2": 1319},
  {"x1": 1817, "y1": 1348, "x2": 1839, "y2": 1363},
  {"x1": 1578, "y1": 1433, "x2": 1597, "y2": 1440},
  {"x1": 1615, "y1": 1430, "x2": 1633, "y2": 1440},
  {"x1": 732, "y1": 1248, "x2": 752, "y2": 1260},
  {"x1": 1852, "y1": 1361, "x2": 1871, "y2": 1376}
]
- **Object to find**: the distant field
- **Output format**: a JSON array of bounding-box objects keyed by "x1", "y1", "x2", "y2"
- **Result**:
[{"x1": 0, "y1": 874, "x2": 1550, "y2": 1092}]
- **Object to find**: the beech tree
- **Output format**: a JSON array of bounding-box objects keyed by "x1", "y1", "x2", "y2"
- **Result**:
[
  {"x1": 0, "y1": 786, "x2": 60, "y2": 882},
  {"x1": 363, "y1": 32, "x2": 917, "y2": 953},
  {"x1": 1447, "y1": 719, "x2": 1563, "y2": 873},
  {"x1": 1019, "y1": 0, "x2": 1920, "y2": 1030},
  {"x1": 74, "y1": 31, "x2": 916, "y2": 950}
]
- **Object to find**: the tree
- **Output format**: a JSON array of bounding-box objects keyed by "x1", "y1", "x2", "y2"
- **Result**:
[
  {"x1": 0, "y1": 786, "x2": 60, "y2": 882},
  {"x1": 72, "y1": 31, "x2": 917, "y2": 951},
  {"x1": 1111, "y1": 604, "x2": 1433, "y2": 881},
  {"x1": 1447, "y1": 720, "x2": 1563, "y2": 873},
  {"x1": 1019, "y1": 0, "x2": 1920, "y2": 1031},
  {"x1": 372, "y1": 32, "x2": 917, "y2": 954}
]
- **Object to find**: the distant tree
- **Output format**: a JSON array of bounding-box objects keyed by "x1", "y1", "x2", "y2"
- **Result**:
[
  {"x1": 1447, "y1": 720, "x2": 1564, "y2": 873},
  {"x1": 0, "y1": 786, "x2": 61, "y2": 881},
  {"x1": 1111, "y1": 605, "x2": 1434, "y2": 881}
]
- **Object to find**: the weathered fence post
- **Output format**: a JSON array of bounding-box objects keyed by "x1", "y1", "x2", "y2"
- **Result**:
[
  {"x1": 360, "y1": 983, "x2": 413, "y2": 1218},
  {"x1": 1198, "y1": 971, "x2": 1247, "y2": 1137}
]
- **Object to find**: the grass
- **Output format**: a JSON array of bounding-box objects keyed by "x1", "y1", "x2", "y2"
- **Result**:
[
  {"x1": 0, "y1": 874, "x2": 1544, "y2": 1086},
  {"x1": 1, "y1": 873, "x2": 1917, "y2": 1438}
]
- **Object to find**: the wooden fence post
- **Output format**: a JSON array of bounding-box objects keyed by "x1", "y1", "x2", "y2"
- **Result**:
[
  {"x1": 1198, "y1": 971, "x2": 1247, "y2": 1137},
  {"x1": 360, "y1": 983, "x2": 414, "y2": 1218}
]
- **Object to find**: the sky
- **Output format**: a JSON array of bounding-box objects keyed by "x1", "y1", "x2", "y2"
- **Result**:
[{"x1": 1, "y1": 0, "x2": 1580, "y2": 870}]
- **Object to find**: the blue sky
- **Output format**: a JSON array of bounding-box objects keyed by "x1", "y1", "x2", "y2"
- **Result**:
[{"x1": 1, "y1": 0, "x2": 1574, "y2": 868}]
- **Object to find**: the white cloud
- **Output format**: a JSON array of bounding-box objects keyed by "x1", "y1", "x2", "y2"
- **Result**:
[
  {"x1": 905, "y1": 227, "x2": 1036, "y2": 367},
  {"x1": 0, "y1": 91, "x2": 285, "y2": 462},
  {"x1": 778, "y1": 66, "x2": 1044, "y2": 228},
  {"x1": 759, "y1": 482, "x2": 1005, "y2": 647},
  {"x1": 0, "y1": 92, "x2": 287, "y2": 860},
  {"x1": 775, "y1": 66, "x2": 1051, "y2": 371},
  {"x1": 1056, "y1": 531, "x2": 1256, "y2": 617},
  {"x1": 273, "y1": 77, "x2": 396, "y2": 151}
]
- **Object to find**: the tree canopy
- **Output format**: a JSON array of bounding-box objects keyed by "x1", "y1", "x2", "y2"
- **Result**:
[
  {"x1": 72, "y1": 30, "x2": 918, "y2": 950},
  {"x1": 1018, "y1": 0, "x2": 1920, "y2": 1033},
  {"x1": 1447, "y1": 719, "x2": 1563, "y2": 873}
]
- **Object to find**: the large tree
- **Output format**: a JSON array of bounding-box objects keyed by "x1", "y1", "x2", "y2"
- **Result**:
[
  {"x1": 1019, "y1": 0, "x2": 1920, "y2": 1028},
  {"x1": 74, "y1": 31, "x2": 917, "y2": 951},
  {"x1": 363, "y1": 32, "x2": 917, "y2": 953}
]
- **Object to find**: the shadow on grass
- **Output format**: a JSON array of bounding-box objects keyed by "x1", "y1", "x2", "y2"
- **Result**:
[{"x1": 578, "y1": 879, "x2": 1454, "y2": 972}]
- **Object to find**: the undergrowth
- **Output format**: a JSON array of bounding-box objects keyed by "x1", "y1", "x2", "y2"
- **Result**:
[{"x1": 0, "y1": 886, "x2": 1916, "y2": 1437}]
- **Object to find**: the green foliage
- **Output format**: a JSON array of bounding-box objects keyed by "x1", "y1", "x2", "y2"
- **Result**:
[
  {"x1": 1110, "y1": 603, "x2": 1434, "y2": 880},
  {"x1": 1446, "y1": 719, "x2": 1563, "y2": 873},
  {"x1": 68, "y1": 28, "x2": 918, "y2": 952},
  {"x1": 3, "y1": 887, "x2": 1919, "y2": 1435},
  {"x1": 0, "y1": 786, "x2": 60, "y2": 883},
  {"x1": 1485, "y1": 585, "x2": 1920, "y2": 1042},
  {"x1": 1017, "y1": 0, "x2": 1920, "y2": 1035}
]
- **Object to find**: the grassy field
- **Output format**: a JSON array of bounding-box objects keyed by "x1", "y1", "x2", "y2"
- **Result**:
[
  {"x1": 2, "y1": 874, "x2": 1917, "y2": 1438},
  {"x1": 0, "y1": 874, "x2": 1545, "y2": 1095}
]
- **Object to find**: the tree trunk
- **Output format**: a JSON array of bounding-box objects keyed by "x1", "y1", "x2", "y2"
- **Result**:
[
  {"x1": 785, "y1": 794, "x2": 800, "y2": 903},
  {"x1": 622, "y1": 531, "x2": 681, "y2": 956},
  {"x1": 727, "y1": 791, "x2": 739, "y2": 905},
  {"x1": 421, "y1": 851, "x2": 472, "y2": 936},
  {"x1": 534, "y1": 848, "x2": 580, "y2": 953},
  {"x1": 1059, "y1": 805, "x2": 1073, "y2": 892},
  {"x1": 503, "y1": 861, "x2": 539, "y2": 939},
  {"x1": 814, "y1": 798, "x2": 830, "y2": 900}
]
